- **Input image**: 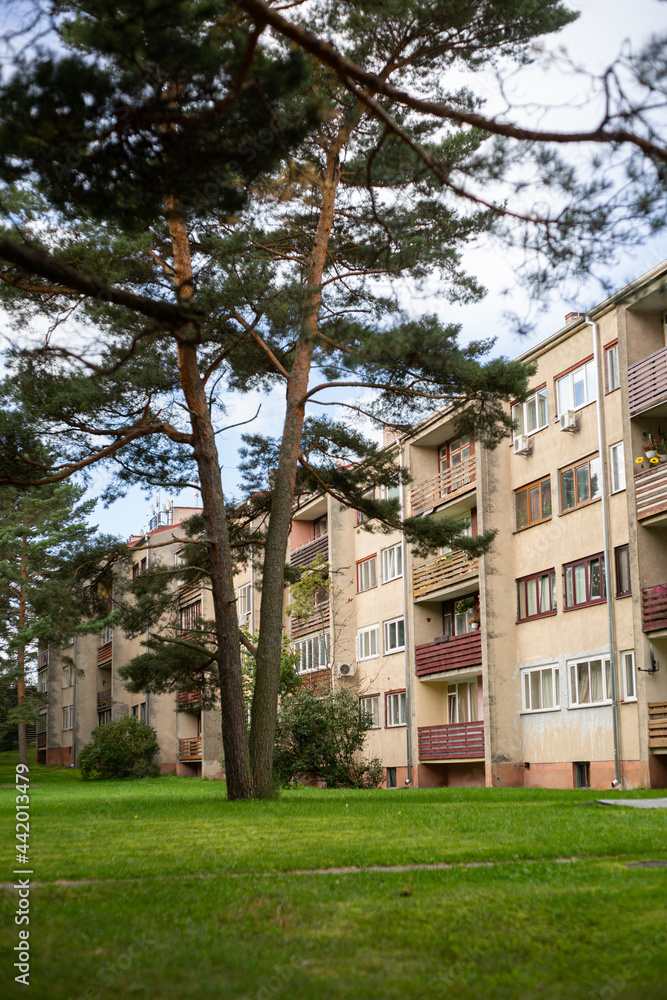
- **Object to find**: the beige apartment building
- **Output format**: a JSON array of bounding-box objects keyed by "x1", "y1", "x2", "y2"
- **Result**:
[{"x1": 39, "y1": 261, "x2": 667, "y2": 790}]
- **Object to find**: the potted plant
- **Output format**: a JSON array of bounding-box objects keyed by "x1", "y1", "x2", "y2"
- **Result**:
[
  {"x1": 643, "y1": 435, "x2": 658, "y2": 459},
  {"x1": 455, "y1": 597, "x2": 474, "y2": 616}
]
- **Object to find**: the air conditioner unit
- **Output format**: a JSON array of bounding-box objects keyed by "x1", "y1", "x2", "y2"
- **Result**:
[
  {"x1": 513, "y1": 434, "x2": 532, "y2": 455},
  {"x1": 559, "y1": 410, "x2": 577, "y2": 432},
  {"x1": 336, "y1": 661, "x2": 357, "y2": 678}
]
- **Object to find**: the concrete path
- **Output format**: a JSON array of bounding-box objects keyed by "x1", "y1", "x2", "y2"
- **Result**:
[{"x1": 597, "y1": 797, "x2": 667, "y2": 809}]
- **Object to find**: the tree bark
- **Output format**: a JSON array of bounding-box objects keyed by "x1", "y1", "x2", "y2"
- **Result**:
[
  {"x1": 166, "y1": 198, "x2": 253, "y2": 800},
  {"x1": 249, "y1": 128, "x2": 349, "y2": 796}
]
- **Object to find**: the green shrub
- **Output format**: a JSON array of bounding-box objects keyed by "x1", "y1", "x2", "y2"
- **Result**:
[
  {"x1": 79, "y1": 716, "x2": 160, "y2": 780},
  {"x1": 274, "y1": 688, "x2": 383, "y2": 789}
]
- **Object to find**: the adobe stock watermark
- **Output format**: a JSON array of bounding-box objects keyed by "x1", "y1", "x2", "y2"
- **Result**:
[
  {"x1": 14, "y1": 762, "x2": 31, "y2": 986},
  {"x1": 66, "y1": 931, "x2": 152, "y2": 1000},
  {"x1": 587, "y1": 929, "x2": 667, "y2": 1000}
]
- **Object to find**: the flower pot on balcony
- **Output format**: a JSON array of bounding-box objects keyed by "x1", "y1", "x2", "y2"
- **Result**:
[
  {"x1": 645, "y1": 450, "x2": 658, "y2": 459},
  {"x1": 469, "y1": 621, "x2": 480, "y2": 630}
]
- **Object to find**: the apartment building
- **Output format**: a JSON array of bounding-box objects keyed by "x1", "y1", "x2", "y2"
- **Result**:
[{"x1": 38, "y1": 260, "x2": 667, "y2": 789}]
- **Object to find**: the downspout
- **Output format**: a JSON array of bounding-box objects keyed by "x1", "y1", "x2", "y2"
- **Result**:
[
  {"x1": 398, "y1": 440, "x2": 412, "y2": 785},
  {"x1": 585, "y1": 315, "x2": 621, "y2": 785},
  {"x1": 71, "y1": 638, "x2": 77, "y2": 766}
]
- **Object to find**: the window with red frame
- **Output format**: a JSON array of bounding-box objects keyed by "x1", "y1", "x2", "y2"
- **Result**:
[
  {"x1": 179, "y1": 600, "x2": 201, "y2": 632},
  {"x1": 563, "y1": 554, "x2": 606, "y2": 609},
  {"x1": 357, "y1": 555, "x2": 377, "y2": 593},
  {"x1": 517, "y1": 570, "x2": 557, "y2": 621}
]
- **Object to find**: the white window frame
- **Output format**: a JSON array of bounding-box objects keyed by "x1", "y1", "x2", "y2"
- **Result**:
[
  {"x1": 379, "y1": 484, "x2": 400, "y2": 502},
  {"x1": 357, "y1": 555, "x2": 377, "y2": 593},
  {"x1": 356, "y1": 625, "x2": 379, "y2": 661},
  {"x1": 605, "y1": 343, "x2": 619, "y2": 392},
  {"x1": 521, "y1": 665, "x2": 560, "y2": 713},
  {"x1": 293, "y1": 633, "x2": 330, "y2": 674},
  {"x1": 381, "y1": 543, "x2": 403, "y2": 583},
  {"x1": 556, "y1": 359, "x2": 597, "y2": 416},
  {"x1": 359, "y1": 695, "x2": 381, "y2": 728},
  {"x1": 62, "y1": 667, "x2": 70, "y2": 689},
  {"x1": 447, "y1": 680, "x2": 480, "y2": 724},
  {"x1": 386, "y1": 691, "x2": 406, "y2": 727},
  {"x1": 62, "y1": 706, "x2": 73, "y2": 730},
  {"x1": 383, "y1": 617, "x2": 405, "y2": 654},
  {"x1": 609, "y1": 441, "x2": 626, "y2": 493},
  {"x1": 37, "y1": 669, "x2": 48, "y2": 693},
  {"x1": 568, "y1": 657, "x2": 612, "y2": 707},
  {"x1": 236, "y1": 582, "x2": 252, "y2": 623},
  {"x1": 622, "y1": 650, "x2": 636, "y2": 701},
  {"x1": 512, "y1": 386, "x2": 548, "y2": 440}
]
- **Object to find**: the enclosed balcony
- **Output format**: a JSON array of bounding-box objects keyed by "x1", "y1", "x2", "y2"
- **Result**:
[
  {"x1": 413, "y1": 550, "x2": 479, "y2": 600},
  {"x1": 649, "y1": 703, "x2": 667, "y2": 751},
  {"x1": 415, "y1": 631, "x2": 482, "y2": 678},
  {"x1": 410, "y1": 456, "x2": 476, "y2": 516},
  {"x1": 97, "y1": 641, "x2": 112, "y2": 667},
  {"x1": 290, "y1": 603, "x2": 330, "y2": 639},
  {"x1": 97, "y1": 689, "x2": 112, "y2": 711},
  {"x1": 417, "y1": 721, "x2": 485, "y2": 761},
  {"x1": 628, "y1": 346, "x2": 667, "y2": 417},
  {"x1": 290, "y1": 533, "x2": 328, "y2": 568},
  {"x1": 178, "y1": 737, "x2": 202, "y2": 760},
  {"x1": 635, "y1": 463, "x2": 667, "y2": 524},
  {"x1": 642, "y1": 585, "x2": 667, "y2": 632},
  {"x1": 177, "y1": 690, "x2": 201, "y2": 708}
]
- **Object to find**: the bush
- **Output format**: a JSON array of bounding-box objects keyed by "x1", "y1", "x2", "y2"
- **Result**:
[
  {"x1": 274, "y1": 688, "x2": 383, "y2": 789},
  {"x1": 79, "y1": 716, "x2": 160, "y2": 780}
]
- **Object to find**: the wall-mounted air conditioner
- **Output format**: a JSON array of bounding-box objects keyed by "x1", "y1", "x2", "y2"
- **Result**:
[
  {"x1": 336, "y1": 661, "x2": 357, "y2": 678},
  {"x1": 559, "y1": 410, "x2": 577, "y2": 432},
  {"x1": 513, "y1": 435, "x2": 532, "y2": 456}
]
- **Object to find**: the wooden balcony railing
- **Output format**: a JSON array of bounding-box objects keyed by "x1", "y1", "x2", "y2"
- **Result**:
[
  {"x1": 37, "y1": 731, "x2": 47, "y2": 749},
  {"x1": 290, "y1": 533, "x2": 328, "y2": 568},
  {"x1": 628, "y1": 346, "x2": 667, "y2": 416},
  {"x1": 177, "y1": 690, "x2": 201, "y2": 708},
  {"x1": 642, "y1": 585, "x2": 667, "y2": 632},
  {"x1": 410, "y1": 456, "x2": 476, "y2": 515},
  {"x1": 418, "y1": 721, "x2": 485, "y2": 761},
  {"x1": 649, "y1": 702, "x2": 667, "y2": 750},
  {"x1": 413, "y1": 549, "x2": 479, "y2": 599},
  {"x1": 290, "y1": 604, "x2": 330, "y2": 639},
  {"x1": 178, "y1": 737, "x2": 202, "y2": 760},
  {"x1": 415, "y1": 632, "x2": 482, "y2": 678},
  {"x1": 97, "y1": 641, "x2": 112, "y2": 667},
  {"x1": 635, "y1": 462, "x2": 667, "y2": 521},
  {"x1": 97, "y1": 689, "x2": 112, "y2": 710}
]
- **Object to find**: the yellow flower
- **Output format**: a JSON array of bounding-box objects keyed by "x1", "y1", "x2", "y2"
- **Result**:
[
  {"x1": 635, "y1": 457, "x2": 644, "y2": 464},
  {"x1": 650, "y1": 456, "x2": 660, "y2": 464}
]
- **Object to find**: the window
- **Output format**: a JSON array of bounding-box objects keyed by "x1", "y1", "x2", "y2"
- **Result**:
[
  {"x1": 575, "y1": 762, "x2": 590, "y2": 788},
  {"x1": 564, "y1": 554, "x2": 606, "y2": 609},
  {"x1": 356, "y1": 625, "x2": 379, "y2": 660},
  {"x1": 140, "y1": 702, "x2": 146, "y2": 722},
  {"x1": 515, "y1": 477, "x2": 551, "y2": 530},
  {"x1": 517, "y1": 570, "x2": 557, "y2": 621},
  {"x1": 379, "y1": 484, "x2": 400, "y2": 502},
  {"x1": 442, "y1": 594, "x2": 480, "y2": 636},
  {"x1": 609, "y1": 442, "x2": 625, "y2": 493},
  {"x1": 236, "y1": 583, "x2": 252, "y2": 623},
  {"x1": 512, "y1": 387, "x2": 548, "y2": 439},
  {"x1": 62, "y1": 667, "x2": 70, "y2": 689},
  {"x1": 132, "y1": 704, "x2": 138, "y2": 717},
  {"x1": 605, "y1": 343, "x2": 619, "y2": 392},
  {"x1": 556, "y1": 358, "x2": 597, "y2": 415},
  {"x1": 62, "y1": 706, "x2": 73, "y2": 730},
  {"x1": 569, "y1": 658, "x2": 611, "y2": 706},
  {"x1": 386, "y1": 766, "x2": 397, "y2": 788},
  {"x1": 37, "y1": 669, "x2": 48, "y2": 693},
  {"x1": 447, "y1": 681, "x2": 478, "y2": 724},
  {"x1": 179, "y1": 600, "x2": 201, "y2": 633},
  {"x1": 383, "y1": 617, "x2": 405, "y2": 654},
  {"x1": 357, "y1": 555, "x2": 377, "y2": 593},
  {"x1": 293, "y1": 634, "x2": 330, "y2": 674},
  {"x1": 313, "y1": 515, "x2": 328, "y2": 538},
  {"x1": 98, "y1": 709, "x2": 111, "y2": 727},
  {"x1": 386, "y1": 690, "x2": 406, "y2": 727},
  {"x1": 359, "y1": 695, "x2": 380, "y2": 728},
  {"x1": 439, "y1": 512, "x2": 474, "y2": 555},
  {"x1": 560, "y1": 455, "x2": 601, "y2": 512},
  {"x1": 615, "y1": 545, "x2": 631, "y2": 597},
  {"x1": 622, "y1": 650, "x2": 636, "y2": 700},
  {"x1": 356, "y1": 488, "x2": 375, "y2": 525},
  {"x1": 438, "y1": 436, "x2": 474, "y2": 493},
  {"x1": 522, "y1": 665, "x2": 560, "y2": 712},
  {"x1": 99, "y1": 624, "x2": 113, "y2": 645},
  {"x1": 38, "y1": 714, "x2": 47, "y2": 733},
  {"x1": 381, "y1": 543, "x2": 403, "y2": 583}
]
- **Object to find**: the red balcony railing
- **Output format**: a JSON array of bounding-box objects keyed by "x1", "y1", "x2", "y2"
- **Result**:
[
  {"x1": 649, "y1": 703, "x2": 667, "y2": 750},
  {"x1": 635, "y1": 462, "x2": 667, "y2": 521},
  {"x1": 290, "y1": 533, "x2": 328, "y2": 568},
  {"x1": 410, "y1": 456, "x2": 476, "y2": 515},
  {"x1": 413, "y1": 549, "x2": 479, "y2": 599},
  {"x1": 97, "y1": 641, "x2": 112, "y2": 666},
  {"x1": 418, "y1": 721, "x2": 485, "y2": 761},
  {"x1": 415, "y1": 632, "x2": 482, "y2": 678},
  {"x1": 628, "y1": 347, "x2": 667, "y2": 417},
  {"x1": 178, "y1": 737, "x2": 202, "y2": 760},
  {"x1": 177, "y1": 690, "x2": 201, "y2": 708},
  {"x1": 642, "y1": 585, "x2": 667, "y2": 632}
]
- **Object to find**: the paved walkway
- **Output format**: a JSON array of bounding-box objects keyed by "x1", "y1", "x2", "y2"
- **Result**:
[{"x1": 597, "y1": 797, "x2": 667, "y2": 809}]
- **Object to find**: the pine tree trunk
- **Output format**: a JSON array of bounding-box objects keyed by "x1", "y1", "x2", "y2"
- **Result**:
[
  {"x1": 249, "y1": 139, "x2": 345, "y2": 796},
  {"x1": 166, "y1": 198, "x2": 253, "y2": 800}
]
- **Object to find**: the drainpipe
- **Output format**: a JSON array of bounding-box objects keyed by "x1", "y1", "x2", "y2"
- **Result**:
[
  {"x1": 398, "y1": 441, "x2": 412, "y2": 785},
  {"x1": 71, "y1": 638, "x2": 77, "y2": 766},
  {"x1": 585, "y1": 315, "x2": 621, "y2": 785}
]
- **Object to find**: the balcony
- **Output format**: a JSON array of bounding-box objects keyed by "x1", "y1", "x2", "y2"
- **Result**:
[
  {"x1": 177, "y1": 690, "x2": 201, "y2": 708},
  {"x1": 97, "y1": 641, "x2": 112, "y2": 667},
  {"x1": 418, "y1": 721, "x2": 485, "y2": 761},
  {"x1": 290, "y1": 533, "x2": 328, "y2": 568},
  {"x1": 410, "y1": 456, "x2": 476, "y2": 515},
  {"x1": 628, "y1": 347, "x2": 667, "y2": 417},
  {"x1": 97, "y1": 689, "x2": 112, "y2": 711},
  {"x1": 178, "y1": 737, "x2": 202, "y2": 760},
  {"x1": 413, "y1": 549, "x2": 479, "y2": 600},
  {"x1": 290, "y1": 604, "x2": 330, "y2": 639},
  {"x1": 635, "y1": 462, "x2": 667, "y2": 523},
  {"x1": 642, "y1": 585, "x2": 667, "y2": 632},
  {"x1": 37, "y1": 731, "x2": 46, "y2": 749},
  {"x1": 649, "y1": 703, "x2": 667, "y2": 751},
  {"x1": 415, "y1": 632, "x2": 482, "y2": 678}
]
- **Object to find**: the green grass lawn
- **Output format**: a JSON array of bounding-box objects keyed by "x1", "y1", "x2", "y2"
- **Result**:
[{"x1": 2, "y1": 752, "x2": 666, "y2": 999}]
